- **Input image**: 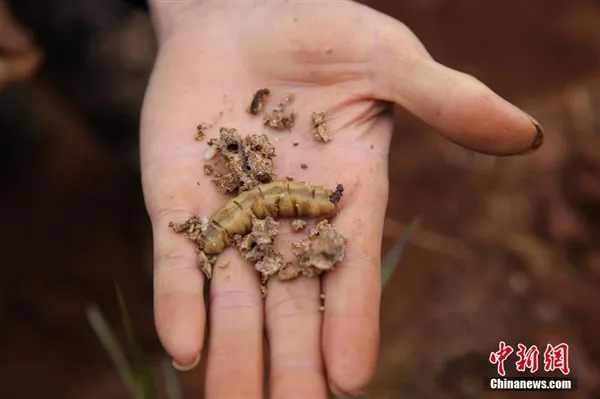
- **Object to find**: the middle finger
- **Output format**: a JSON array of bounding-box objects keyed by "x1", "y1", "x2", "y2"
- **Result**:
[{"x1": 205, "y1": 249, "x2": 265, "y2": 398}]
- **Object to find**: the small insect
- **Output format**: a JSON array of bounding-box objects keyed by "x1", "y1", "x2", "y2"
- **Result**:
[
  {"x1": 199, "y1": 180, "x2": 344, "y2": 255},
  {"x1": 247, "y1": 88, "x2": 270, "y2": 115}
]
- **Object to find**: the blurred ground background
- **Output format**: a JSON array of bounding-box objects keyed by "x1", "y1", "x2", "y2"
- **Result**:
[{"x1": 1, "y1": 0, "x2": 600, "y2": 398}]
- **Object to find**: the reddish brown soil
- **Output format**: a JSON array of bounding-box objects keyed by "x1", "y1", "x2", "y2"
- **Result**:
[{"x1": 2, "y1": 0, "x2": 600, "y2": 398}]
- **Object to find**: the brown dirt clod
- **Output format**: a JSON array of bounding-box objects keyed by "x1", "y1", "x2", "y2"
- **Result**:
[
  {"x1": 291, "y1": 219, "x2": 307, "y2": 232},
  {"x1": 203, "y1": 164, "x2": 217, "y2": 176},
  {"x1": 218, "y1": 260, "x2": 229, "y2": 269},
  {"x1": 206, "y1": 127, "x2": 277, "y2": 194},
  {"x1": 263, "y1": 92, "x2": 295, "y2": 131},
  {"x1": 247, "y1": 88, "x2": 270, "y2": 115},
  {"x1": 311, "y1": 110, "x2": 332, "y2": 142},
  {"x1": 195, "y1": 123, "x2": 211, "y2": 141},
  {"x1": 235, "y1": 216, "x2": 284, "y2": 286},
  {"x1": 169, "y1": 217, "x2": 217, "y2": 278},
  {"x1": 278, "y1": 220, "x2": 347, "y2": 281}
]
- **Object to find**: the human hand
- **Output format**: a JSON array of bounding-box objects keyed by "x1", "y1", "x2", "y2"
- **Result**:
[{"x1": 140, "y1": 1, "x2": 543, "y2": 397}]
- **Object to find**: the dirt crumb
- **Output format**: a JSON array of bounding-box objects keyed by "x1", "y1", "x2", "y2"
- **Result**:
[
  {"x1": 235, "y1": 216, "x2": 284, "y2": 284},
  {"x1": 203, "y1": 164, "x2": 218, "y2": 176},
  {"x1": 278, "y1": 220, "x2": 347, "y2": 281},
  {"x1": 207, "y1": 127, "x2": 277, "y2": 193},
  {"x1": 168, "y1": 216, "x2": 209, "y2": 240},
  {"x1": 218, "y1": 260, "x2": 229, "y2": 269},
  {"x1": 292, "y1": 219, "x2": 307, "y2": 232},
  {"x1": 215, "y1": 173, "x2": 242, "y2": 194},
  {"x1": 197, "y1": 250, "x2": 218, "y2": 279},
  {"x1": 247, "y1": 88, "x2": 270, "y2": 115},
  {"x1": 264, "y1": 92, "x2": 295, "y2": 131},
  {"x1": 168, "y1": 217, "x2": 217, "y2": 278},
  {"x1": 311, "y1": 111, "x2": 332, "y2": 142},
  {"x1": 195, "y1": 123, "x2": 212, "y2": 141},
  {"x1": 300, "y1": 163, "x2": 308, "y2": 169}
]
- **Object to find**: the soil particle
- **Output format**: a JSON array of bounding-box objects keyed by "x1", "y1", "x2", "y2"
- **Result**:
[
  {"x1": 235, "y1": 216, "x2": 284, "y2": 293},
  {"x1": 278, "y1": 220, "x2": 347, "y2": 281},
  {"x1": 206, "y1": 127, "x2": 277, "y2": 193},
  {"x1": 203, "y1": 164, "x2": 217, "y2": 176},
  {"x1": 196, "y1": 250, "x2": 218, "y2": 279},
  {"x1": 168, "y1": 216, "x2": 216, "y2": 278},
  {"x1": 247, "y1": 88, "x2": 270, "y2": 115},
  {"x1": 168, "y1": 216, "x2": 209, "y2": 240},
  {"x1": 218, "y1": 260, "x2": 229, "y2": 269},
  {"x1": 263, "y1": 92, "x2": 295, "y2": 131},
  {"x1": 195, "y1": 123, "x2": 212, "y2": 141},
  {"x1": 291, "y1": 219, "x2": 307, "y2": 232},
  {"x1": 311, "y1": 110, "x2": 332, "y2": 142}
]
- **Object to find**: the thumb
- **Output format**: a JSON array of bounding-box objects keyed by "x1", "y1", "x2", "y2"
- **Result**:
[{"x1": 372, "y1": 21, "x2": 543, "y2": 156}]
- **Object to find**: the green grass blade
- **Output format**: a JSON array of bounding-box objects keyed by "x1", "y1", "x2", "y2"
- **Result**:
[
  {"x1": 116, "y1": 284, "x2": 160, "y2": 399},
  {"x1": 381, "y1": 216, "x2": 421, "y2": 289},
  {"x1": 86, "y1": 304, "x2": 139, "y2": 397},
  {"x1": 161, "y1": 358, "x2": 183, "y2": 399}
]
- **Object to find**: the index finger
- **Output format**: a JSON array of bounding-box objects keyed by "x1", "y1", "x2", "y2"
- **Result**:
[{"x1": 139, "y1": 52, "x2": 227, "y2": 368}]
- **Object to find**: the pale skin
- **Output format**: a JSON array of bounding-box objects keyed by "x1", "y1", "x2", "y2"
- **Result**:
[{"x1": 141, "y1": 1, "x2": 544, "y2": 398}]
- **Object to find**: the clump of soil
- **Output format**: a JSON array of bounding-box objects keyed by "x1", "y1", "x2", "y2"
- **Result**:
[
  {"x1": 279, "y1": 220, "x2": 348, "y2": 281},
  {"x1": 263, "y1": 93, "x2": 295, "y2": 130},
  {"x1": 311, "y1": 111, "x2": 332, "y2": 142},
  {"x1": 168, "y1": 216, "x2": 208, "y2": 242},
  {"x1": 247, "y1": 88, "x2": 270, "y2": 115},
  {"x1": 234, "y1": 216, "x2": 347, "y2": 293},
  {"x1": 291, "y1": 219, "x2": 307, "y2": 232},
  {"x1": 195, "y1": 123, "x2": 211, "y2": 141},
  {"x1": 204, "y1": 127, "x2": 277, "y2": 193},
  {"x1": 234, "y1": 216, "x2": 283, "y2": 295},
  {"x1": 168, "y1": 216, "x2": 217, "y2": 278}
]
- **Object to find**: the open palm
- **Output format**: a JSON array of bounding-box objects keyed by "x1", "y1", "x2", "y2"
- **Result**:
[{"x1": 140, "y1": 1, "x2": 542, "y2": 398}]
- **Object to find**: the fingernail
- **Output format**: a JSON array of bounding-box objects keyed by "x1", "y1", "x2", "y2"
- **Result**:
[
  {"x1": 329, "y1": 380, "x2": 348, "y2": 398},
  {"x1": 519, "y1": 115, "x2": 544, "y2": 155},
  {"x1": 328, "y1": 379, "x2": 364, "y2": 398},
  {"x1": 172, "y1": 352, "x2": 200, "y2": 372}
]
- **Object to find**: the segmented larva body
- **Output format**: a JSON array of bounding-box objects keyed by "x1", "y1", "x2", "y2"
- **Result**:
[{"x1": 200, "y1": 180, "x2": 343, "y2": 255}]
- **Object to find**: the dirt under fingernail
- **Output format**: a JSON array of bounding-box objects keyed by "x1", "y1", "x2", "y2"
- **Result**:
[{"x1": 520, "y1": 115, "x2": 544, "y2": 155}]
